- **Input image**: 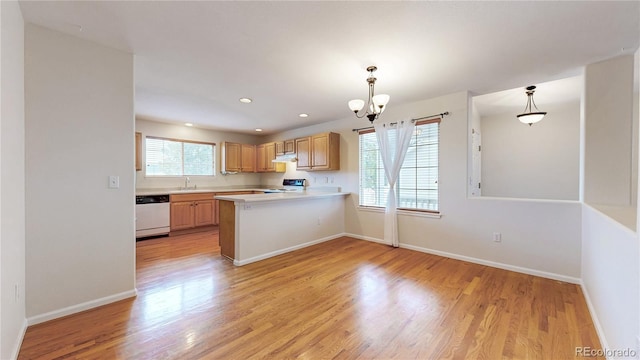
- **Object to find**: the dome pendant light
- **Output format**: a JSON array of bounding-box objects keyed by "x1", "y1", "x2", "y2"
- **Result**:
[
  {"x1": 348, "y1": 66, "x2": 390, "y2": 123},
  {"x1": 517, "y1": 85, "x2": 547, "y2": 126}
]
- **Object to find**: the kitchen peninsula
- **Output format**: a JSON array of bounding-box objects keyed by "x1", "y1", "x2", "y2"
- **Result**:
[{"x1": 216, "y1": 191, "x2": 348, "y2": 265}]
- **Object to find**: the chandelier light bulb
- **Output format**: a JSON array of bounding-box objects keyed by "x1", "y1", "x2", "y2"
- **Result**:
[
  {"x1": 349, "y1": 99, "x2": 365, "y2": 113},
  {"x1": 373, "y1": 93, "x2": 390, "y2": 109}
]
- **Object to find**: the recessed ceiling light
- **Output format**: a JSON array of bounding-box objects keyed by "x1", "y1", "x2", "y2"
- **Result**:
[
  {"x1": 255, "y1": 128, "x2": 263, "y2": 132},
  {"x1": 185, "y1": 123, "x2": 193, "y2": 127},
  {"x1": 299, "y1": 113, "x2": 309, "y2": 118},
  {"x1": 239, "y1": 98, "x2": 253, "y2": 104}
]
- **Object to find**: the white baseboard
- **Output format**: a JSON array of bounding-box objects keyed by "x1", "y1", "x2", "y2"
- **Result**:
[
  {"x1": 234, "y1": 234, "x2": 346, "y2": 266},
  {"x1": 344, "y1": 233, "x2": 392, "y2": 246},
  {"x1": 27, "y1": 289, "x2": 138, "y2": 326},
  {"x1": 344, "y1": 233, "x2": 581, "y2": 284},
  {"x1": 579, "y1": 281, "x2": 610, "y2": 352}
]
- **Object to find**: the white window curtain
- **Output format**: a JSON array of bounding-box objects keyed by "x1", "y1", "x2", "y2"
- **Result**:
[{"x1": 374, "y1": 119, "x2": 416, "y2": 247}]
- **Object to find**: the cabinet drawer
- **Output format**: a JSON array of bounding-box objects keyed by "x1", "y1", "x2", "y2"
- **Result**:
[{"x1": 170, "y1": 192, "x2": 215, "y2": 202}]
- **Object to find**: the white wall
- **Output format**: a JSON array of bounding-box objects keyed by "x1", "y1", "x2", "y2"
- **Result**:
[
  {"x1": 582, "y1": 205, "x2": 638, "y2": 354},
  {"x1": 481, "y1": 101, "x2": 580, "y2": 200},
  {"x1": 584, "y1": 55, "x2": 635, "y2": 207},
  {"x1": 25, "y1": 25, "x2": 135, "y2": 322},
  {"x1": 267, "y1": 91, "x2": 582, "y2": 281},
  {"x1": 469, "y1": 100, "x2": 481, "y2": 197},
  {"x1": 135, "y1": 118, "x2": 263, "y2": 189},
  {"x1": 1, "y1": 1, "x2": 26, "y2": 358},
  {"x1": 580, "y1": 52, "x2": 640, "y2": 357}
]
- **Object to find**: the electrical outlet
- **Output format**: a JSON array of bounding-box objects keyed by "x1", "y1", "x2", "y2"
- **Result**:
[
  {"x1": 14, "y1": 284, "x2": 19, "y2": 303},
  {"x1": 108, "y1": 175, "x2": 120, "y2": 189},
  {"x1": 493, "y1": 232, "x2": 502, "y2": 242},
  {"x1": 244, "y1": 204, "x2": 252, "y2": 210}
]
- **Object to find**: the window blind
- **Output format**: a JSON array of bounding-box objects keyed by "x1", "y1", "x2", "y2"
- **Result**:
[
  {"x1": 358, "y1": 120, "x2": 439, "y2": 212},
  {"x1": 145, "y1": 137, "x2": 215, "y2": 176}
]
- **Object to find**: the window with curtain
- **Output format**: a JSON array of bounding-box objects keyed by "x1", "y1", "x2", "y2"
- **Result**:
[
  {"x1": 359, "y1": 119, "x2": 440, "y2": 212},
  {"x1": 145, "y1": 136, "x2": 215, "y2": 176}
]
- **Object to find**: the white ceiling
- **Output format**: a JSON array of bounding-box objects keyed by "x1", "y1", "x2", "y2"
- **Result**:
[
  {"x1": 18, "y1": 1, "x2": 639, "y2": 135},
  {"x1": 473, "y1": 75, "x2": 583, "y2": 118}
]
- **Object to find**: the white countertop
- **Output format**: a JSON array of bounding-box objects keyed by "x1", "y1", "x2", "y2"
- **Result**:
[
  {"x1": 215, "y1": 191, "x2": 348, "y2": 203},
  {"x1": 136, "y1": 187, "x2": 266, "y2": 196}
]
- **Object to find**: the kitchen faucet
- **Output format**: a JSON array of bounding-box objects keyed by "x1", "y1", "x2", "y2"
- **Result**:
[{"x1": 184, "y1": 177, "x2": 190, "y2": 189}]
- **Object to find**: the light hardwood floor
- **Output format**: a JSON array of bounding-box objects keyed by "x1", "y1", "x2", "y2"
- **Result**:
[{"x1": 19, "y1": 230, "x2": 601, "y2": 359}]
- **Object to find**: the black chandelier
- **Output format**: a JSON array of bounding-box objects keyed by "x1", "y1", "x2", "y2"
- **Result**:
[{"x1": 516, "y1": 85, "x2": 547, "y2": 126}]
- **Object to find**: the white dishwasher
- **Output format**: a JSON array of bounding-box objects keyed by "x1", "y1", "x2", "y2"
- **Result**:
[{"x1": 135, "y1": 194, "x2": 170, "y2": 238}]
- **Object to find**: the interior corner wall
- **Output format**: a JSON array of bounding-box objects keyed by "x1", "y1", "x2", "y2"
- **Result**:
[
  {"x1": 1, "y1": 1, "x2": 26, "y2": 358},
  {"x1": 480, "y1": 101, "x2": 580, "y2": 200},
  {"x1": 584, "y1": 55, "x2": 635, "y2": 206},
  {"x1": 25, "y1": 24, "x2": 135, "y2": 321}
]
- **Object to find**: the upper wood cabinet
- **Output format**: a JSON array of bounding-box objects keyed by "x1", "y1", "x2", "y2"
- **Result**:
[
  {"x1": 296, "y1": 132, "x2": 340, "y2": 171},
  {"x1": 256, "y1": 144, "x2": 267, "y2": 172},
  {"x1": 295, "y1": 137, "x2": 311, "y2": 170},
  {"x1": 284, "y1": 139, "x2": 295, "y2": 154},
  {"x1": 222, "y1": 142, "x2": 241, "y2": 173},
  {"x1": 265, "y1": 142, "x2": 276, "y2": 172},
  {"x1": 135, "y1": 132, "x2": 142, "y2": 171},
  {"x1": 241, "y1": 144, "x2": 256, "y2": 172},
  {"x1": 222, "y1": 142, "x2": 256, "y2": 173},
  {"x1": 257, "y1": 142, "x2": 284, "y2": 172},
  {"x1": 276, "y1": 140, "x2": 295, "y2": 156}
]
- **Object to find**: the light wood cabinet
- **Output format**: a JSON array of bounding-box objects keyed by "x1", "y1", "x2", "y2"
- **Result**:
[
  {"x1": 296, "y1": 132, "x2": 340, "y2": 171},
  {"x1": 284, "y1": 139, "x2": 295, "y2": 154},
  {"x1": 194, "y1": 199, "x2": 215, "y2": 227},
  {"x1": 222, "y1": 142, "x2": 256, "y2": 173},
  {"x1": 256, "y1": 142, "x2": 284, "y2": 172},
  {"x1": 276, "y1": 140, "x2": 295, "y2": 156},
  {"x1": 295, "y1": 137, "x2": 311, "y2": 170},
  {"x1": 170, "y1": 201, "x2": 195, "y2": 230},
  {"x1": 224, "y1": 139, "x2": 286, "y2": 173},
  {"x1": 241, "y1": 144, "x2": 256, "y2": 172},
  {"x1": 219, "y1": 200, "x2": 235, "y2": 260},
  {"x1": 170, "y1": 193, "x2": 216, "y2": 231},
  {"x1": 265, "y1": 142, "x2": 276, "y2": 172},
  {"x1": 135, "y1": 132, "x2": 142, "y2": 171},
  {"x1": 222, "y1": 142, "x2": 241, "y2": 173},
  {"x1": 256, "y1": 144, "x2": 267, "y2": 172}
]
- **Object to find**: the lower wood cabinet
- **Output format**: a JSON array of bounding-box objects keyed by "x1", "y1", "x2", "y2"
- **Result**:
[
  {"x1": 170, "y1": 193, "x2": 216, "y2": 231},
  {"x1": 219, "y1": 200, "x2": 235, "y2": 260}
]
